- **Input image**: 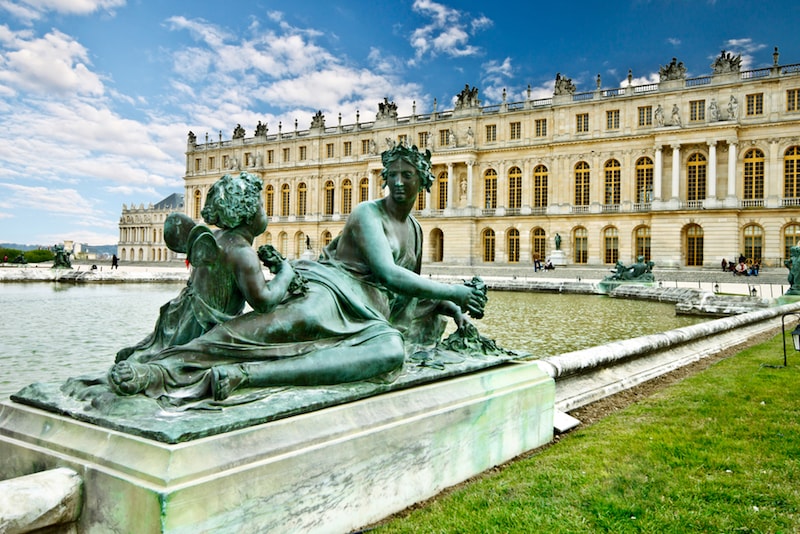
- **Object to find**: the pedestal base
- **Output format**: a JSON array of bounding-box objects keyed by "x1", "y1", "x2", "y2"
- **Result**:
[
  {"x1": 549, "y1": 250, "x2": 567, "y2": 266},
  {"x1": 0, "y1": 363, "x2": 554, "y2": 534}
]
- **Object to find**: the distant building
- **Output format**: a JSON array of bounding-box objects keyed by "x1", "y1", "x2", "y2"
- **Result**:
[
  {"x1": 181, "y1": 48, "x2": 800, "y2": 269},
  {"x1": 118, "y1": 193, "x2": 184, "y2": 262}
]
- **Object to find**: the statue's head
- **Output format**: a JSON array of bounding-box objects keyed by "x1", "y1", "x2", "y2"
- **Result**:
[
  {"x1": 202, "y1": 172, "x2": 264, "y2": 229},
  {"x1": 637, "y1": 255, "x2": 645, "y2": 262},
  {"x1": 380, "y1": 144, "x2": 434, "y2": 192}
]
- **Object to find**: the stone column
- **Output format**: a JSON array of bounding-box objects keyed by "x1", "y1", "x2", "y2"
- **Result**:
[
  {"x1": 727, "y1": 140, "x2": 737, "y2": 199},
  {"x1": 654, "y1": 146, "x2": 662, "y2": 201},
  {"x1": 671, "y1": 144, "x2": 681, "y2": 200},
  {"x1": 707, "y1": 141, "x2": 717, "y2": 199},
  {"x1": 767, "y1": 139, "x2": 780, "y2": 202},
  {"x1": 466, "y1": 160, "x2": 475, "y2": 207},
  {"x1": 446, "y1": 163, "x2": 454, "y2": 209},
  {"x1": 368, "y1": 169, "x2": 375, "y2": 201}
]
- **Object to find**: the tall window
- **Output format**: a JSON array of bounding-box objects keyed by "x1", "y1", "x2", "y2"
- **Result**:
[
  {"x1": 687, "y1": 153, "x2": 707, "y2": 201},
  {"x1": 507, "y1": 228, "x2": 520, "y2": 263},
  {"x1": 297, "y1": 182, "x2": 307, "y2": 216},
  {"x1": 743, "y1": 149, "x2": 765, "y2": 200},
  {"x1": 416, "y1": 187, "x2": 426, "y2": 210},
  {"x1": 322, "y1": 231, "x2": 333, "y2": 247},
  {"x1": 533, "y1": 165, "x2": 548, "y2": 208},
  {"x1": 482, "y1": 229, "x2": 495, "y2": 262},
  {"x1": 282, "y1": 148, "x2": 290, "y2": 162},
  {"x1": 510, "y1": 122, "x2": 522, "y2": 140},
  {"x1": 418, "y1": 132, "x2": 429, "y2": 148},
  {"x1": 576, "y1": 113, "x2": 589, "y2": 133},
  {"x1": 484, "y1": 169, "x2": 498, "y2": 209},
  {"x1": 743, "y1": 225, "x2": 763, "y2": 261},
  {"x1": 485, "y1": 124, "x2": 497, "y2": 142},
  {"x1": 606, "y1": 110, "x2": 620, "y2": 130},
  {"x1": 194, "y1": 158, "x2": 201, "y2": 171},
  {"x1": 267, "y1": 150, "x2": 274, "y2": 164},
  {"x1": 535, "y1": 119, "x2": 547, "y2": 137},
  {"x1": 788, "y1": 89, "x2": 800, "y2": 112},
  {"x1": 278, "y1": 232, "x2": 287, "y2": 257},
  {"x1": 604, "y1": 159, "x2": 621, "y2": 205},
  {"x1": 299, "y1": 146, "x2": 307, "y2": 161},
  {"x1": 686, "y1": 224, "x2": 704, "y2": 266},
  {"x1": 531, "y1": 228, "x2": 546, "y2": 261},
  {"x1": 638, "y1": 106, "x2": 652, "y2": 126},
  {"x1": 326, "y1": 144, "x2": 334, "y2": 158},
  {"x1": 574, "y1": 162, "x2": 590, "y2": 206},
  {"x1": 746, "y1": 93, "x2": 764, "y2": 116},
  {"x1": 574, "y1": 227, "x2": 588, "y2": 264},
  {"x1": 430, "y1": 229, "x2": 444, "y2": 262},
  {"x1": 397, "y1": 134, "x2": 407, "y2": 146},
  {"x1": 784, "y1": 224, "x2": 800, "y2": 259},
  {"x1": 636, "y1": 157, "x2": 654, "y2": 204},
  {"x1": 437, "y1": 172, "x2": 448, "y2": 210},
  {"x1": 265, "y1": 185, "x2": 274, "y2": 217},
  {"x1": 785, "y1": 146, "x2": 800, "y2": 198},
  {"x1": 208, "y1": 156, "x2": 215, "y2": 169},
  {"x1": 193, "y1": 190, "x2": 202, "y2": 219},
  {"x1": 280, "y1": 184, "x2": 290, "y2": 217},
  {"x1": 603, "y1": 227, "x2": 619, "y2": 264},
  {"x1": 689, "y1": 100, "x2": 705, "y2": 122},
  {"x1": 341, "y1": 179, "x2": 352, "y2": 215},
  {"x1": 635, "y1": 226, "x2": 651, "y2": 262},
  {"x1": 359, "y1": 178, "x2": 369, "y2": 203},
  {"x1": 439, "y1": 129, "x2": 450, "y2": 147},
  {"x1": 324, "y1": 180, "x2": 334, "y2": 215},
  {"x1": 508, "y1": 167, "x2": 522, "y2": 210},
  {"x1": 361, "y1": 139, "x2": 371, "y2": 154},
  {"x1": 344, "y1": 141, "x2": 352, "y2": 156}
]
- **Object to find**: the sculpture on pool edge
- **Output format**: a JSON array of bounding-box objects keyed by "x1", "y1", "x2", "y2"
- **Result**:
[
  {"x1": 108, "y1": 144, "x2": 494, "y2": 403},
  {"x1": 51, "y1": 244, "x2": 72, "y2": 269},
  {"x1": 604, "y1": 256, "x2": 655, "y2": 282},
  {"x1": 784, "y1": 245, "x2": 800, "y2": 295}
]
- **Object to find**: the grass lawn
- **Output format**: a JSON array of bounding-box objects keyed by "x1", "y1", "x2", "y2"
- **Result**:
[{"x1": 375, "y1": 332, "x2": 800, "y2": 533}]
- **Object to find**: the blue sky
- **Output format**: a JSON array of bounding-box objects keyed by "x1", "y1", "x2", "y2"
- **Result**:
[{"x1": 0, "y1": 0, "x2": 796, "y2": 246}]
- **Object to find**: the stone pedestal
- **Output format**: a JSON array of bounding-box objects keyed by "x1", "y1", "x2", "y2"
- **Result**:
[
  {"x1": 0, "y1": 363, "x2": 554, "y2": 534},
  {"x1": 550, "y1": 250, "x2": 567, "y2": 266}
]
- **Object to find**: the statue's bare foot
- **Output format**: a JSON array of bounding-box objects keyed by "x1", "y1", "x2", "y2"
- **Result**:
[
  {"x1": 108, "y1": 361, "x2": 151, "y2": 395},
  {"x1": 211, "y1": 365, "x2": 247, "y2": 401}
]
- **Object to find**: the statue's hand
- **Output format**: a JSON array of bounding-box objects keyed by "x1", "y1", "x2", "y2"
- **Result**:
[
  {"x1": 454, "y1": 283, "x2": 487, "y2": 319},
  {"x1": 257, "y1": 244, "x2": 284, "y2": 274}
]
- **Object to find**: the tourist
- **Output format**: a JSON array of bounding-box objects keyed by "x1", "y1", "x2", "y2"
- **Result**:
[
  {"x1": 721, "y1": 258, "x2": 728, "y2": 271},
  {"x1": 109, "y1": 145, "x2": 487, "y2": 402},
  {"x1": 114, "y1": 172, "x2": 297, "y2": 364},
  {"x1": 111, "y1": 254, "x2": 119, "y2": 269}
]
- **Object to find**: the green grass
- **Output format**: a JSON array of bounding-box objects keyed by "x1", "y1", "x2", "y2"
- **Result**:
[{"x1": 376, "y1": 333, "x2": 800, "y2": 533}]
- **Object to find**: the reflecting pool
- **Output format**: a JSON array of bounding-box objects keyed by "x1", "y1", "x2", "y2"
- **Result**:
[{"x1": 0, "y1": 283, "x2": 706, "y2": 399}]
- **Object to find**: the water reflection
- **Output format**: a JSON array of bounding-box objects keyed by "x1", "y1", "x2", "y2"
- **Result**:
[{"x1": 0, "y1": 284, "x2": 706, "y2": 399}]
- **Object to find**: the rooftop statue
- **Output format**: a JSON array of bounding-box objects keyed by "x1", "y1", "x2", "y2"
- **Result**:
[
  {"x1": 454, "y1": 84, "x2": 480, "y2": 109},
  {"x1": 711, "y1": 50, "x2": 742, "y2": 74},
  {"x1": 310, "y1": 111, "x2": 325, "y2": 129},
  {"x1": 114, "y1": 172, "x2": 296, "y2": 364},
  {"x1": 108, "y1": 144, "x2": 493, "y2": 403},
  {"x1": 232, "y1": 123, "x2": 245, "y2": 139},
  {"x1": 376, "y1": 98, "x2": 398, "y2": 120},
  {"x1": 553, "y1": 73, "x2": 576, "y2": 96},
  {"x1": 51, "y1": 244, "x2": 72, "y2": 269},
  {"x1": 659, "y1": 57, "x2": 687, "y2": 81}
]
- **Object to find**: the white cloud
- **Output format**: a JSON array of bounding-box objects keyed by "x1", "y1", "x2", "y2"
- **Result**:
[
  {"x1": 0, "y1": 0, "x2": 124, "y2": 23},
  {"x1": 409, "y1": 0, "x2": 491, "y2": 61},
  {"x1": 719, "y1": 38, "x2": 767, "y2": 70}
]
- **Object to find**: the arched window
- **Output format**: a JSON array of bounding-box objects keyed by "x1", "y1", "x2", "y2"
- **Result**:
[
  {"x1": 531, "y1": 227, "x2": 546, "y2": 261},
  {"x1": 264, "y1": 232, "x2": 272, "y2": 246},
  {"x1": 482, "y1": 228, "x2": 495, "y2": 262},
  {"x1": 687, "y1": 153, "x2": 707, "y2": 202},
  {"x1": 636, "y1": 157, "x2": 654, "y2": 204},
  {"x1": 604, "y1": 159, "x2": 621, "y2": 205},
  {"x1": 784, "y1": 224, "x2": 800, "y2": 260},
  {"x1": 574, "y1": 227, "x2": 588, "y2": 264},
  {"x1": 533, "y1": 165, "x2": 548, "y2": 209},
  {"x1": 321, "y1": 230, "x2": 333, "y2": 247},
  {"x1": 295, "y1": 232, "x2": 305, "y2": 259},
  {"x1": 784, "y1": 146, "x2": 800, "y2": 199},
  {"x1": 297, "y1": 182, "x2": 307, "y2": 216},
  {"x1": 484, "y1": 169, "x2": 497, "y2": 209},
  {"x1": 280, "y1": 184, "x2": 290, "y2": 217},
  {"x1": 574, "y1": 162, "x2": 590, "y2": 206},
  {"x1": 744, "y1": 149, "x2": 764, "y2": 200},
  {"x1": 685, "y1": 224, "x2": 704, "y2": 266},
  {"x1": 265, "y1": 185, "x2": 274, "y2": 217},
  {"x1": 342, "y1": 179, "x2": 353, "y2": 215},
  {"x1": 437, "y1": 171, "x2": 448, "y2": 210},
  {"x1": 278, "y1": 232, "x2": 288, "y2": 257},
  {"x1": 603, "y1": 227, "x2": 619, "y2": 264},
  {"x1": 324, "y1": 180, "x2": 335, "y2": 215},
  {"x1": 743, "y1": 224, "x2": 763, "y2": 261},
  {"x1": 508, "y1": 167, "x2": 522, "y2": 210},
  {"x1": 193, "y1": 190, "x2": 202, "y2": 219},
  {"x1": 430, "y1": 228, "x2": 444, "y2": 262},
  {"x1": 635, "y1": 226, "x2": 651, "y2": 262},
  {"x1": 359, "y1": 177, "x2": 369, "y2": 203},
  {"x1": 507, "y1": 228, "x2": 520, "y2": 263}
]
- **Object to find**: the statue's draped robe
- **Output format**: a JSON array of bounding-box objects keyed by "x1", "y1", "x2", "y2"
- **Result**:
[{"x1": 137, "y1": 215, "x2": 440, "y2": 401}]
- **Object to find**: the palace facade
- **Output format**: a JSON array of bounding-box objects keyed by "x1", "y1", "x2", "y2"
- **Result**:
[
  {"x1": 118, "y1": 193, "x2": 184, "y2": 262},
  {"x1": 180, "y1": 49, "x2": 800, "y2": 270}
]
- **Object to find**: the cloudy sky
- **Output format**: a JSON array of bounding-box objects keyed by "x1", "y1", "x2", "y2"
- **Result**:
[{"x1": 0, "y1": 0, "x2": 796, "y2": 246}]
